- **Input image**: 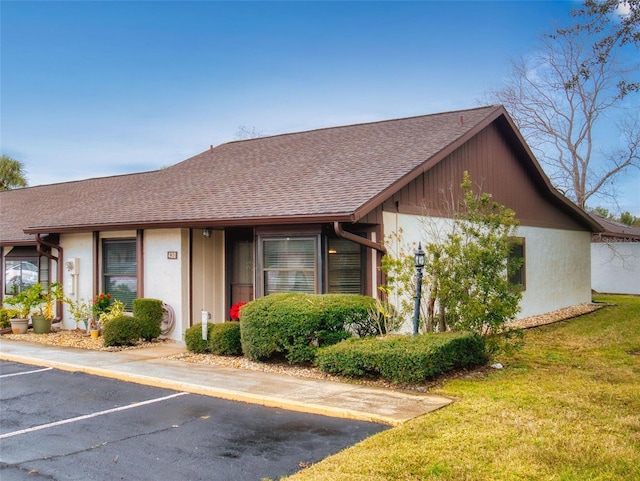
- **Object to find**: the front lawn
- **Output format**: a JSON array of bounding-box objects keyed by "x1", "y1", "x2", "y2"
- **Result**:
[{"x1": 284, "y1": 295, "x2": 640, "y2": 481}]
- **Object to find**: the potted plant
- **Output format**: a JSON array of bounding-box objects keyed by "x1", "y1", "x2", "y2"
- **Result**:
[
  {"x1": 3, "y1": 283, "x2": 44, "y2": 334},
  {"x1": 65, "y1": 297, "x2": 92, "y2": 332},
  {"x1": 31, "y1": 282, "x2": 64, "y2": 334},
  {"x1": 90, "y1": 293, "x2": 123, "y2": 337}
]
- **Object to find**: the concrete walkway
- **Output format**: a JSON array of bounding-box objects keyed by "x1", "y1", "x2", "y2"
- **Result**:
[{"x1": 0, "y1": 338, "x2": 453, "y2": 426}]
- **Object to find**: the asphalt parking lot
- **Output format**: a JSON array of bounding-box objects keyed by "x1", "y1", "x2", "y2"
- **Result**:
[{"x1": 0, "y1": 361, "x2": 388, "y2": 481}]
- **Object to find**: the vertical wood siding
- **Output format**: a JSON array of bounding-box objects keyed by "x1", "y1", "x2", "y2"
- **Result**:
[{"x1": 384, "y1": 124, "x2": 585, "y2": 231}]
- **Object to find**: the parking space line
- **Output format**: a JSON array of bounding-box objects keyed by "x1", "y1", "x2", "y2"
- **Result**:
[
  {"x1": 0, "y1": 392, "x2": 188, "y2": 440},
  {"x1": 0, "y1": 367, "x2": 53, "y2": 378}
]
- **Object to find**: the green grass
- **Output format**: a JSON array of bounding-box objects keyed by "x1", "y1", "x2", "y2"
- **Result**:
[{"x1": 284, "y1": 295, "x2": 640, "y2": 481}]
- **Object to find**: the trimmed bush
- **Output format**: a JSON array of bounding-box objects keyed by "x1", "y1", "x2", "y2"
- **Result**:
[
  {"x1": 185, "y1": 323, "x2": 215, "y2": 353},
  {"x1": 133, "y1": 298, "x2": 163, "y2": 341},
  {"x1": 316, "y1": 332, "x2": 488, "y2": 384},
  {"x1": 240, "y1": 293, "x2": 376, "y2": 364},
  {"x1": 208, "y1": 322, "x2": 242, "y2": 356},
  {"x1": 102, "y1": 315, "x2": 142, "y2": 347},
  {"x1": 0, "y1": 308, "x2": 13, "y2": 329}
]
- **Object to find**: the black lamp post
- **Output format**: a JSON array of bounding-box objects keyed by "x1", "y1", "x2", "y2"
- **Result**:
[{"x1": 413, "y1": 242, "x2": 426, "y2": 336}]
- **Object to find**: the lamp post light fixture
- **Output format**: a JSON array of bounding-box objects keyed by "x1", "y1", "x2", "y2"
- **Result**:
[{"x1": 413, "y1": 242, "x2": 426, "y2": 336}]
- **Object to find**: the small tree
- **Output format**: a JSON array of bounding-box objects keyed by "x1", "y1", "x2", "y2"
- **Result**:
[
  {"x1": 430, "y1": 172, "x2": 523, "y2": 335},
  {"x1": 0, "y1": 155, "x2": 27, "y2": 190}
]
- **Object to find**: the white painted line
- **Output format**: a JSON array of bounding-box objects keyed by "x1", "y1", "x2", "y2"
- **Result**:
[
  {"x1": 0, "y1": 392, "x2": 188, "y2": 440},
  {"x1": 0, "y1": 367, "x2": 53, "y2": 378}
]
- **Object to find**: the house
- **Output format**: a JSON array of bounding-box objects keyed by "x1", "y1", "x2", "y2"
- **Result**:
[
  {"x1": 0, "y1": 105, "x2": 602, "y2": 341},
  {"x1": 590, "y1": 214, "x2": 640, "y2": 295}
]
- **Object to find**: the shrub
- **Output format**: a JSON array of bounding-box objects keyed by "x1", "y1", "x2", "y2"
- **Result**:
[
  {"x1": 0, "y1": 308, "x2": 13, "y2": 329},
  {"x1": 240, "y1": 293, "x2": 376, "y2": 364},
  {"x1": 185, "y1": 323, "x2": 215, "y2": 353},
  {"x1": 208, "y1": 322, "x2": 242, "y2": 356},
  {"x1": 102, "y1": 315, "x2": 142, "y2": 347},
  {"x1": 133, "y1": 298, "x2": 163, "y2": 341},
  {"x1": 316, "y1": 332, "x2": 488, "y2": 384}
]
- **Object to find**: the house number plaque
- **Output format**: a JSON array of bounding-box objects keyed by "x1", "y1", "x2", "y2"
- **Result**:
[{"x1": 167, "y1": 251, "x2": 178, "y2": 260}]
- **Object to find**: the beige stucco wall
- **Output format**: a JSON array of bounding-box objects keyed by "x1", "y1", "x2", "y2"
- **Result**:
[
  {"x1": 383, "y1": 212, "x2": 592, "y2": 325},
  {"x1": 59, "y1": 232, "x2": 96, "y2": 331},
  {"x1": 143, "y1": 229, "x2": 190, "y2": 341},
  {"x1": 591, "y1": 242, "x2": 640, "y2": 295},
  {"x1": 59, "y1": 229, "x2": 194, "y2": 342},
  {"x1": 517, "y1": 225, "x2": 592, "y2": 318}
]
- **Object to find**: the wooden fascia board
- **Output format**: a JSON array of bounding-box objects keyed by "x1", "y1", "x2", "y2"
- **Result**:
[
  {"x1": 495, "y1": 113, "x2": 603, "y2": 233},
  {"x1": 353, "y1": 107, "x2": 603, "y2": 233},
  {"x1": 353, "y1": 107, "x2": 504, "y2": 222}
]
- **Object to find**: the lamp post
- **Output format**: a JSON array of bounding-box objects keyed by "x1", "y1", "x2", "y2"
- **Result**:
[{"x1": 413, "y1": 242, "x2": 426, "y2": 336}]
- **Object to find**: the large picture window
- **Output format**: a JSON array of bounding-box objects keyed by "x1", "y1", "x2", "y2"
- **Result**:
[
  {"x1": 103, "y1": 239, "x2": 137, "y2": 308},
  {"x1": 261, "y1": 237, "x2": 317, "y2": 295}
]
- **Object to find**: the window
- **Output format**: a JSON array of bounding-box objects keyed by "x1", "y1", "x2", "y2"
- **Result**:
[
  {"x1": 4, "y1": 247, "x2": 48, "y2": 295},
  {"x1": 261, "y1": 237, "x2": 318, "y2": 295},
  {"x1": 508, "y1": 238, "x2": 525, "y2": 289},
  {"x1": 103, "y1": 239, "x2": 137, "y2": 308},
  {"x1": 328, "y1": 238, "x2": 363, "y2": 294}
]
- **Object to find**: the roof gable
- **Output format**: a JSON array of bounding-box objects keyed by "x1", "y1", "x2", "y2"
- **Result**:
[{"x1": 0, "y1": 105, "x2": 598, "y2": 243}]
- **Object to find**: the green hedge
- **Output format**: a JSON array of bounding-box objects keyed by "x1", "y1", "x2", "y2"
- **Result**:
[
  {"x1": 132, "y1": 298, "x2": 163, "y2": 341},
  {"x1": 208, "y1": 322, "x2": 242, "y2": 356},
  {"x1": 185, "y1": 322, "x2": 242, "y2": 356},
  {"x1": 185, "y1": 323, "x2": 215, "y2": 353},
  {"x1": 103, "y1": 315, "x2": 142, "y2": 347},
  {"x1": 316, "y1": 332, "x2": 489, "y2": 384},
  {"x1": 240, "y1": 293, "x2": 376, "y2": 364}
]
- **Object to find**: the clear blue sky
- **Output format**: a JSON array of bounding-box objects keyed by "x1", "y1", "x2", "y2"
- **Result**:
[{"x1": 2, "y1": 1, "x2": 638, "y2": 215}]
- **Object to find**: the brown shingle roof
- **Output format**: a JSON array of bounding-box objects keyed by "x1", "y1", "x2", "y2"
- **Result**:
[
  {"x1": 589, "y1": 213, "x2": 640, "y2": 240},
  {"x1": 0, "y1": 105, "x2": 560, "y2": 243}
]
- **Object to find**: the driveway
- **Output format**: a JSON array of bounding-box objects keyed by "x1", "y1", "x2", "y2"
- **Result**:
[{"x1": 1, "y1": 361, "x2": 387, "y2": 481}]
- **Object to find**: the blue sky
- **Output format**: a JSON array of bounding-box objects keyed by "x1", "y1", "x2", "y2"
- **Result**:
[{"x1": 2, "y1": 1, "x2": 638, "y2": 215}]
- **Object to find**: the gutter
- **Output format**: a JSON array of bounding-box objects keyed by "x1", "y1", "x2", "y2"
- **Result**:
[{"x1": 333, "y1": 222, "x2": 386, "y2": 253}]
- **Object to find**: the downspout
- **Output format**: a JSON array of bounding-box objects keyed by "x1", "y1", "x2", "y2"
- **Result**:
[
  {"x1": 36, "y1": 234, "x2": 63, "y2": 323},
  {"x1": 333, "y1": 222, "x2": 386, "y2": 254}
]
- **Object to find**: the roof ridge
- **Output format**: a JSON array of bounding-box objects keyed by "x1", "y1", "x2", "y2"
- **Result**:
[
  {"x1": 217, "y1": 105, "x2": 503, "y2": 148},
  {"x1": 1, "y1": 168, "x2": 162, "y2": 191}
]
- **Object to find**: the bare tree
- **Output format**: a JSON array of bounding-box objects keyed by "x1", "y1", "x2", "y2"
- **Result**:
[
  {"x1": 235, "y1": 125, "x2": 265, "y2": 140},
  {"x1": 487, "y1": 19, "x2": 640, "y2": 209}
]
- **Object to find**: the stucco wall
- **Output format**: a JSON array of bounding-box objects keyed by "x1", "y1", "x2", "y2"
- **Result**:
[
  {"x1": 517, "y1": 226, "x2": 592, "y2": 318},
  {"x1": 382, "y1": 212, "x2": 592, "y2": 325},
  {"x1": 60, "y1": 229, "x2": 191, "y2": 342},
  {"x1": 591, "y1": 242, "x2": 640, "y2": 295},
  {"x1": 59, "y1": 232, "x2": 96, "y2": 331},
  {"x1": 143, "y1": 229, "x2": 190, "y2": 341}
]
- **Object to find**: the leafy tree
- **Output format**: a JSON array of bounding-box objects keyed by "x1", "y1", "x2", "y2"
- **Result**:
[
  {"x1": 568, "y1": 0, "x2": 639, "y2": 97},
  {"x1": 425, "y1": 172, "x2": 522, "y2": 336},
  {"x1": 591, "y1": 206, "x2": 640, "y2": 226},
  {"x1": 487, "y1": 12, "x2": 640, "y2": 209},
  {"x1": 0, "y1": 155, "x2": 28, "y2": 190},
  {"x1": 620, "y1": 211, "x2": 640, "y2": 226}
]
